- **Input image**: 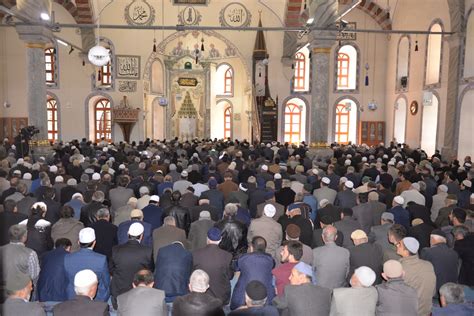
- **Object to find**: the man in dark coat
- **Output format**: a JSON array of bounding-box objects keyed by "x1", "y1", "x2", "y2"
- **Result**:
[
  {"x1": 192, "y1": 227, "x2": 233, "y2": 305},
  {"x1": 230, "y1": 236, "x2": 275, "y2": 310},
  {"x1": 80, "y1": 190, "x2": 106, "y2": 227},
  {"x1": 90, "y1": 208, "x2": 118, "y2": 261},
  {"x1": 142, "y1": 195, "x2": 164, "y2": 231},
  {"x1": 63, "y1": 228, "x2": 110, "y2": 302},
  {"x1": 248, "y1": 178, "x2": 268, "y2": 218},
  {"x1": 349, "y1": 229, "x2": 384, "y2": 285},
  {"x1": 154, "y1": 241, "x2": 192, "y2": 302},
  {"x1": 275, "y1": 180, "x2": 296, "y2": 209},
  {"x1": 200, "y1": 179, "x2": 225, "y2": 217},
  {"x1": 117, "y1": 209, "x2": 153, "y2": 247},
  {"x1": 334, "y1": 208, "x2": 361, "y2": 249},
  {"x1": 190, "y1": 198, "x2": 220, "y2": 222},
  {"x1": 110, "y1": 222, "x2": 154, "y2": 309},
  {"x1": 215, "y1": 204, "x2": 248, "y2": 258},
  {"x1": 172, "y1": 269, "x2": 224, "y2": 316},
  {"x1": 408, "y1": 218, "x2": 434, "y2": 251},
  {"x1": 334, "y1": 181, "x2": 357, "y2": 209},
  {"x1": 453, "y1": 226, "x2": 474, "y2": 286},
  {"x1": 0, "y1": 199, "x2": 27, "y2": 246},
  {"x1": 163, "y1": 191, "x2": 191, "y2": 235},
  {"x1": 278, "y1": 204, "x2": 313, "y2": 247},
  {"x1": 420, "y1": 229, "x2": 459, "y2": 293},
  {"x1": 37, "y1": 238, "x2": 71, "y2": 302},
  {"x1": 39, "y1": 187, "x2": 61, "y2": 225},
  {"x1": 53, "y1": 269, "x2": 109, "y2": 316}
]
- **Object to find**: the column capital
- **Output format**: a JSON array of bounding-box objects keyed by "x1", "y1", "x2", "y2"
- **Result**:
[{"x1": 15, "y1": 25, "x2": 53, "y2": 47}]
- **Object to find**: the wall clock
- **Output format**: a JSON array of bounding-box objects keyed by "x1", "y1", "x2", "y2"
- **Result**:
[
  {"x1": 125, "y1": 0, "x2": 155, "y2": 26},
  {"x1": 410, "y1": 100, "x2": 418, "y2": 115}
]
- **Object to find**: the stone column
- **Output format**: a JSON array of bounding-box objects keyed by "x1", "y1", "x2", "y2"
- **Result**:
[
  {"x1": 310, "y1": 43, "x2": 333, "y2": 145},
  {"x1": 16, "y1": 25, "x2": 52, "y2": 140}
]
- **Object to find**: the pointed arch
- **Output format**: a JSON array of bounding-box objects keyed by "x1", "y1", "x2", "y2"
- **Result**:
[
  {"x1": 393, "y1": 95, "x2": 408, "y2": 144},
  {"x1": 424, "y1": 19, "x2": 444, "y2": 88},
  {"x1": 334, "y1": 43, "x2": 360, "y2": 93}
]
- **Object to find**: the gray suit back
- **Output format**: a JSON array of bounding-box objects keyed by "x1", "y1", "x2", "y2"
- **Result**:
[{"x1": 117, "y1": 286, "x2": 167, "y2": 316}]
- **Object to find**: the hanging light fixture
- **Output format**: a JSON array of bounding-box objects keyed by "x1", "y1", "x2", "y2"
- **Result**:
[
  {"x1": 153, "y1": 38, "x2": 157, "y2": 53},
  {"x1": 201, "y1": 37, "x2": 205, "y2": 52},
  {"x1": 415, "y1": 40, "x2": 419, "y2": 52},
  {"x1": 88, "y1": 2, "x2": 110, "y2": 67},
  {"x1": 365, "y1": 63, "x2": 369, "y2": 86},
  {"x1": 97, "y1": 68, "x2": 102, "y2": 81}
]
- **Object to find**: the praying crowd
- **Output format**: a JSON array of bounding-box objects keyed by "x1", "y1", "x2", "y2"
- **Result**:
[{"x1": 0, "y1": 138, "x2": 474, "y2": 316}]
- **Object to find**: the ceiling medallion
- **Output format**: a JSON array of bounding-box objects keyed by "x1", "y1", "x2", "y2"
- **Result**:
[{"x1": 124, "y1": 0, "x2": 156, "y2": 26}]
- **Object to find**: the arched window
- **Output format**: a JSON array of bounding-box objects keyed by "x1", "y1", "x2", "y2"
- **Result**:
[
  {"x1": 336, "y1": 45, "x2": 357, "y2": 90},
  {"x1": 458, "y1": 89, "x2": 474, "y2": 160},
  {"x1": 94, "y1": 98, "x2": 112, "y2": 141},
  {"x1": 393, "y1": 97, "x2": 407, "y2": 144},
  {"x1": 47, "y1": 96, "x2": 58, "y2": 142},
  {"x1": 337, "y1": 53, "x2": 350, "y2": 88},
  {"x1": 464, "y1": 12, "x2": 474, "y2": 79},
  {"x1": 284, "y1": 98, "x2": 306, "y2": 144},
  {"x1": 224, "y1": 68, "x2": 233, "y2": 94},
  {"x1": 216, "y1": 64, "x2": 234, "y2": 96},
  {"x1": 420, "y1": 93, "x2": 439, "y2": 156},
  {"x1": 425, "y1": 22, "x2": 443, "y2": 86},
  {"x1": 224, "y1": 106, "x2": 232, "y2": 139},
  {"x1": 45, "y1": 48, "x2": 55, "y2": 84},
  {"x1": 101, "y1": 62, "x2": 112, "y2": 86},
  {"x1": 396, "y1": 36, "x2": 410, "y2": 91},
  {"x1": 151, "y1": 60, "x2": 164, "y2": 94},
  {"x1": 334, "y1": 99, "x2": 358, "y2": 144},
  {"x1": 293, "y1": 45, "x2": 310, "y2": 92}
]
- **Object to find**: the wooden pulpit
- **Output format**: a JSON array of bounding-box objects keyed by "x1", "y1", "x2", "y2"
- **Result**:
[{"x1": 111, "y1": 108, "x2": 140, "y2": 143}]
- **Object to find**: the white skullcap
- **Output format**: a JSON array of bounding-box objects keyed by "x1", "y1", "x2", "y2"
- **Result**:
[
  {"x1": 32, "y1": 202, "x2": 47, "y2": 211},
  {"x1": 340, "y1": 177, "x2": 348, "y2": 183},
  {"x1": 55, "y1": 176, "x2": 64, "y2": 183},
  {"x1": 74, "y1": 269, "x2": 98, "y2": 288},
  {"x1": 72, "y1": 193, "x2": 83, "y2": 200},
  {"x1": 139, "y1": 186, "x2": 150, "y2": 195},
  {"x1": 462, "y1": 180, "x2": 472, "y2": 188},
  {"x1": 263, "y1": 204, "x2": 276, "y2": 218},
  {"x1": 119, "y1": 164, "x2": 126, "y2": 170},
  {"x1": 261, "y1": 165, "x2": 268, "y2": 171},
  {"x1": 344, "y1": 159, "x2": 352, "y2": 166},
  {"x1": 17, "y1": 158, "x2": 24, "y2": 164},
  {"x1": 92, "y1": 173, "x2": 101, "y2": 181},
  {"x1": 32, "y1": 163, "x2": 41, "y2": 171},
  {"x1": 438, "y1": 184, "x2": 448, "y2": 192},
  {"x1": 108, "y1": 157, "x2": 115, "y2": 162},
  {"x1": 361, "y1": 157, "x2": 367, "y2": 162},
  {"x1": 346, "y1": 154, "x2": 352, "y2": 158},
  {"x1": 394, "y1": 196, "x2": 404, "y2": 205},
  {"x1": 397, "y1": 161, "x2": 405, "y2": 166},
  {"x1": 23, "y1": 173, "x2": 32, "y2": 180},
  {"x1": 345, "y1": 181, "x2": 354, "y2": 189},
  {"x1": 13, "y1": 170, "x2": 21, "y2": 175},
  {"x1": 311, "y1": 168, "x2": 319, "y2": 175},
  {"x1": 388, "y1": 161, "x2": 395, "y2": 166},
  {"x1": 402, "y1": 237, "x2": 420, "y2": 253},
  {"x1": 383, "y1": 154, "x2": 388, "y2": 159},
  {"x1": 67, "y1": 178, "x2": 77, "y2": 186},
  {"x1": 354, "y1": 266, "x2": 376, "y2": 287},
  {"x1": 79, "y1": 227, "x2": 96, "y2": 244},
  {"x1": 411, "y1": 183, "x2": 420, "y2": 191},
  {"x1": 49, "y1": 165, "x2": 58, "y2": 173},
  {"x1": 102, "y1": 147, "x2": 108, "y2": 152},
  {"x1": 274, "y1": 173, "x2": 282, "y2": 180},
  {"x1": 128, "y1": 222, "x2": 144, "y2": 237},
  {"x1": 239, "y1": 183, "x2": 248, "y2": 192},
  {"x1": 321, "y1": 177, "x2": 330, "y2": 185},
  {"x1": 181, "y1": 170, "x2": 188, "y2": 177},
  {"x1": 319, "y1": 199, "x2": 329, "y2": 208},
  {"x1": 149, "y1": 195, "x2": 160, "y2": 202}
]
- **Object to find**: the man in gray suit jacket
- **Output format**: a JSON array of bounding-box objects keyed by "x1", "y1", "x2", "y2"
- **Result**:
[
  {"x1": 117, "y1": 269, "x2": 167, "y2": 316},
  {"x1": 109, "y1": 176, "x2": 134, "y2": 214},
  {"x1": 334, "y1": 208, "x2": 361, "y2": 249},
  {"x1": 187, "y1": 211, "x2": 215, "y2": 250},
  {"x1": 313, "y1": 177, "x2": 337, "y2": 204},
  {"x1": 368, "y1": 212, "x2": 394, "y2": 251},
  {"x1": 273, "y1": 262, "x2": 331, "y2": 316},
  {"x1": 152, "y1": 216, "x2": 187, "y2": 262},
  {"x1": 330, "y1": 266, "x2": 378, "y2": 316},
  {"x1": 2, "y1": 272, "x2": 45, "y2": 316},
  {"x1": 312, "y1": 226, "x2": 350, "y2": 289}
]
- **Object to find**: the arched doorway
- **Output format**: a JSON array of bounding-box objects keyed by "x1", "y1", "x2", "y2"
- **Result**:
[
  {"x1": 394, "y1": 97, "x2": 407, "y2": 144},
  {"x1": 420, "y1": 92, "x2": 439, "y2": 156}
]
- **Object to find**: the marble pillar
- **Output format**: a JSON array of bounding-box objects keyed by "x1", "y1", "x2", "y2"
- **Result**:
[
  {"x1": 16, "y1": 26, "x2": 52, "y2": 140},
  {"x1": 310, "y1": 45, "x2": 332, "y2": 145}
]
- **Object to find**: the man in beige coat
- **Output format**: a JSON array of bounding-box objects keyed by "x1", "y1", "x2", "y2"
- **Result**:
[
  {"x1": 397, "y1": 237, "x2": 436, "y2": 316},
  {"x1": 51, "y1": 205, "x2": 84, "y2": 252},
  {"x1": 247, "y1": 204, "x2": 282, "y2": 259}
]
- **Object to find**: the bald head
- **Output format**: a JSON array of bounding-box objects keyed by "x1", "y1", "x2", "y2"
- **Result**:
[{"x1": 322, "y1": 225, "x2": 337, "y2": 243}]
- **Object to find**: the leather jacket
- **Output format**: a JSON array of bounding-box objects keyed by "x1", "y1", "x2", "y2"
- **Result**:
[
  {"x1": 215, "y1": 216, "x2": 248, "y2": 258},
  {"x1": 164, "y1": 204, "x2": 191, "y2": 235}
]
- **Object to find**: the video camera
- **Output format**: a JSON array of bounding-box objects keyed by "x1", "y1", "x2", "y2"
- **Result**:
[{"x1": 20, "y1": 126, "x2": 40, "y2": 140}]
